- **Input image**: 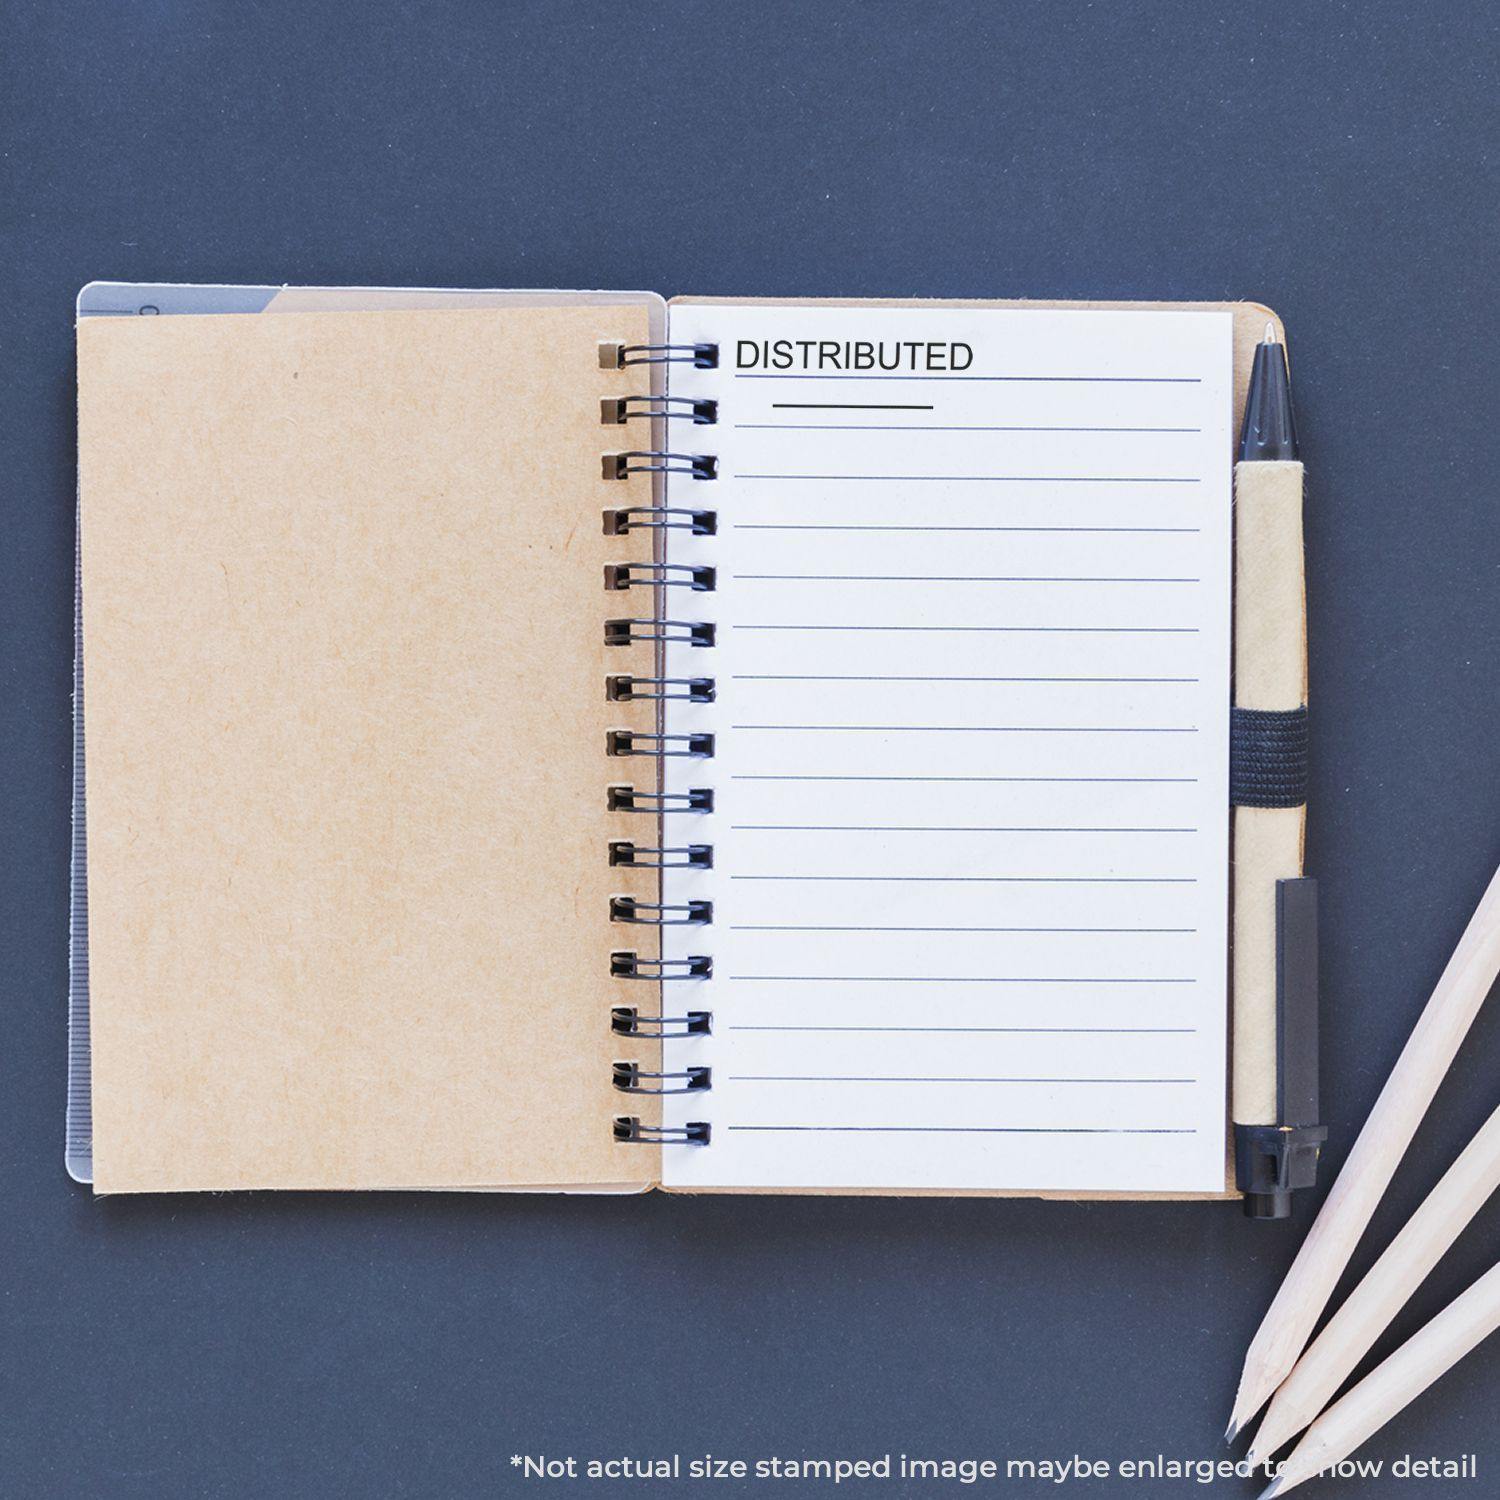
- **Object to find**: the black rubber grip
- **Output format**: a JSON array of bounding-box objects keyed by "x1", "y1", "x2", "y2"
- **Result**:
[{"x1": 1230, "y1": 705, "x2": 1308, "y2": 809}]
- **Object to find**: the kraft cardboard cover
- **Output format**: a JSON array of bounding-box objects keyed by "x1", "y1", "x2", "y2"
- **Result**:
[{"x1": 76, "y1": 303, "x2": 659, "y2": 1192}]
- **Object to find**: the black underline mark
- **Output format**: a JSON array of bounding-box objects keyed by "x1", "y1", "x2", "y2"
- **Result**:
[
  {"x1": 730, "y1": 824, "x2": 1197, "y2": 833},
  {"x1": 769, "y1": 402, "x2": 935, "y2": 411},
  {"x1": 734, "y1": 374, "x2": 1202, "y2": 384},
  {"x1": 728, "y1": 725, "x2": 1198, "y2": 733},
  {"x1": 730, "y1": 675, "x2": 1199, "y2": 684},
  {"x1": 725, "y1": 1126, "x2": 1198, "y2": 1135},
  {"x1": 729, "y1": 875, "x2": 1198, "y2": 884},
  {"x1": 734, "y1": 474, "x2": 1202, "y2": 483},
  {"x1": 731, "y1": 775, "x2": 1199, "y2": 784},
  {"x1": 730, "y1": 1075, "x2": 1196, "y2": 1085},
  {"x1": 728, "y1": 1025, "x2": 1198, "y2": 1035},
  {"x1": 731, "y1": 574, "x2": 1199, "y2": 584},
  {"x1": 736, "y1": 423, "x2": 1201, "y2": 433},
  {"x1": 731, "y1": 524, "x2": 1202, "y2": 534},
  {"x1": 728, "y1": 925, "x2": 1197, "y2": 934}
]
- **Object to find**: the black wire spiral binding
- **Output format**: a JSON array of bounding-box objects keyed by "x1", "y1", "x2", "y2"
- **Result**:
[
  {"x1": 605, "y1": 562, "x2": 716, "y2": 592},
  {"x1": 603, "y1": 451, "x2": 718, "y2": 481},
  {"x1": 608, "y1": 842, "x2": 713, "y2": 869},
  {"x1": 604, "y1": 618, "x2": 715, "y2": 648},
  {"x1": 606, "y1": 676, "x2": 716, "y2": 704},
  {"x1": 602, "y1": 395, "x2": 718, "y2": 425},
  {"x1": 609, "y1": 897, "x2": 713, "y2": 925},
  {"x1": 605, "y1": 341, "x2": 718, "y2": 1148},
  {"x1": 613, "y1": 1119, "x2": 711, "y2": 1145},
  {"x1": 611, "y1": 952, "x2": 713, "y2": 980},
  {"x1": 606, "y1": 730, "x2": 714, "y2": 759},
  {"x1": 611, "y1": 1007, "x2": 713, "y2": 1038},
  {"x1": 603, "y1": 507, "x2": 717, "y2": 537},
  {"x1": 599, "y1": 341, "x2": 719, "y2": 369},
  {"x1": 612, "y1": 1062, "x2": 712, "y2": 1094},
  {"x1": 606, "y1": 787, "x2": 714, "y2": 813}
]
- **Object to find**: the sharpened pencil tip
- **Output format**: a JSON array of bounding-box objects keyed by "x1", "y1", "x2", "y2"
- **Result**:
[
  {"x1": 1258, "y1": 1479, "x2": 1283, "y2": 1500},
  {"x1": 1224, "y1": 1419, "x2": 1240, "y2": 1446}
]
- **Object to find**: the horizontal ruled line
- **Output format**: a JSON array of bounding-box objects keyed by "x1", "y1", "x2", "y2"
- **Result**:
[
  {"x1": 734, "y1": 473, "x2": 1202, "y2": 484},
  {"x1": 728, "y1": 925, "x2": 1196, "y2": 934},
  {"x1": 731, "y1": 775, "x2": 1198, "y2": 784},
  {"x1": 731, "y1": 573, "x2": 1199, "y2": 584},
  {"x1": 730, "y1": 675, "x2": 1199, "y2": 684},
  {"x1": 725, "y1": 976, "x2": 1195, "y2": 984},
  {"x1": 731, "y1": 524, "x2": 1202, "y2": 534},
  {"x1": 727, "y1": 1025, "x2": 1198, "y2": 1035},
  {"x1": 730, "y1": 824, "x2": 1197, "y2": 833},
  {"x1": 729, "y1": 724, "x2": 1198, "y2": 733},
  {"x1": 733, "y1": 625, "x2": 1199, "y2": 635},
  {"x1": 730, "y1": 1075, "x2": 1196, "y2": 1084},
  {"x1": 769, "y1": 402, "x2": 935, "y2": 411},
  {"x1": 729, "y1": 1074, "x2": 1194, "y2": 1086},
  {"x1": 729, "y1": 875, "x2": 1197, "y2": 884},
  {"x1": 725, "y1": 1126, "x2": 1198, "y2": 1135},
  {"x1": 735, "y1": 423, "x2": 1200, "y2": 433}
]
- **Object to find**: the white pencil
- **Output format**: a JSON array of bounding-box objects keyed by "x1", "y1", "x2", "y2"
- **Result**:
[
  {"x1": 1260, "y1": 1260, "x2": 1500, "y2": 1497},
  {"x1": 1227, "y1": 861, "x2": 1500, "y2": 1440},
  {"x1": 1247, "y1": 1101, "x2": 1500, "y2": 1462}
]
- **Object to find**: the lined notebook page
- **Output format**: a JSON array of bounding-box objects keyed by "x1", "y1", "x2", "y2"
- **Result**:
[{"x1": 659, "y1": 303, "x2": 1233, "y2": 1193}]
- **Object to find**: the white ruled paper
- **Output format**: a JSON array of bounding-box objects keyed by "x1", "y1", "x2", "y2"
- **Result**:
[{"x1": 656, "y1": 304, "x2": 1233, "y2": 1192}]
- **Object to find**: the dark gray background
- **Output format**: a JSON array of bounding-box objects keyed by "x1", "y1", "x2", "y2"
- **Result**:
[{"x1": 4, "y1": 3, "x2": 1498, "y2": 1496}]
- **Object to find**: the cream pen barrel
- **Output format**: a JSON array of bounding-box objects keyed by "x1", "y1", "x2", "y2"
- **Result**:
[{"x1": 1231, "y1": 325, "x2": 1323, "y2": 1221}]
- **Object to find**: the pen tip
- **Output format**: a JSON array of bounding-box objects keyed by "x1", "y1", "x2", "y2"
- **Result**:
[{"x1": 1263, "y1": 320, "x2": 1278, "y2": 344}]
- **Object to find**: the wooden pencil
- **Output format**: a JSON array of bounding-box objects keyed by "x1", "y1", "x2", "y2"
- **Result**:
[
  {"x1": 1227, "y1": 861, "x2": 1500, "y2": 1440},
  {"x1": 1260, "y1": 1260, "x2": 1500, "y2": 1497},
  {"x1": 1247, "y1": 1102, "x2": 1500, "y2": 1462}
]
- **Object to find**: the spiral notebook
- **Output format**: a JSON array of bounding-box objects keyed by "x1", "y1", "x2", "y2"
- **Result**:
[{"x1": 71, "y1": 284, "x2": 1283, "y2": 1197}]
